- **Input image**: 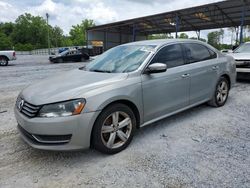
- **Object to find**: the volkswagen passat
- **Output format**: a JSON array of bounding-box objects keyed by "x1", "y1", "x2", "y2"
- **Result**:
[{"x1": 15, "y1": 39, "x2": 236, "y2": 154}]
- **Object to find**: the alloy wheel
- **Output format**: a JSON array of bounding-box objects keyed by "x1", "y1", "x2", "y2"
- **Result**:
[
  {"x1": 101, "y1": 111, "x2": 132, "y2": 149},
  {"x1": 216, "y1": 80, "x2": 228, "y2": 104},
  {"x1": 0, "y1": 58, "x2": 7, "y2": 66}
]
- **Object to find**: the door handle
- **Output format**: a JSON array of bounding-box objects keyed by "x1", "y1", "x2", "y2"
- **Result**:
[
  {"x1": 212, "y1": 66, "x2": 219, "y2": 70},
  {"x1": 181, "y1": 73, "x2": 190, "y2": 78}
]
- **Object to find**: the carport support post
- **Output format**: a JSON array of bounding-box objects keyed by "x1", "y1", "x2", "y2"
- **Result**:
[
  {"x1": 104, "y1": 30, "x2": 108, "y2": 51},
  {"x1": 133, "y1": 24, "x2": 136, "y2": 41},
  {"x1": 85, "y1": 30, "x2": 88, "y2": 47},
  {"x1": 239, "y1": 5, "x2": 246, "y2": 44},
  {"x1": 196, "y1": 30, "x2": 200, "y2": 40},
  {"x1": 175, "y1": 15, "x2": 179, "y2": 38}
]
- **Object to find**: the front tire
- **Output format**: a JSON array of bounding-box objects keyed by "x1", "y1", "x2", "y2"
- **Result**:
[
  {"x1": 0, "y1": 57, "x2": 8, "y2": 66},
  {"x1": 208, "y1": 77, "x2": 229, "y2": 107},
  {"x1": 92, "y1": 103, "x2": 136, "y2": 154}
]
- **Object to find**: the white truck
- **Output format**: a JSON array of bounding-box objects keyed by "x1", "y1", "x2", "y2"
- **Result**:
[{"x1": 0, "y1": 50, "x2": 17, "y2": 66}]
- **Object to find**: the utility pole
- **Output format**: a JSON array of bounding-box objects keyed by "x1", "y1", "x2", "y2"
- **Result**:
[{"x1": 46, "y1": 13, "x2": 50, "y2": 55}]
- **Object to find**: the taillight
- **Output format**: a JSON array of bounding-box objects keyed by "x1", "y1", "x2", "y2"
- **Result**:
[{"x1": 13, "y1": 51, "x2": 16, "y2": 57}]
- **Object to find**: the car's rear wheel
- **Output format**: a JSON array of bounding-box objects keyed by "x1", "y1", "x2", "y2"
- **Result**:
[
  {"x1": 0, "y1": 56, "x2": 8, "y2": 66},
  {"x1": 92, "y1": 103, "x2": 136, "y2": 154},
  {"x1": 208, "y1": 77, "x2": 229, "y2": 107}
]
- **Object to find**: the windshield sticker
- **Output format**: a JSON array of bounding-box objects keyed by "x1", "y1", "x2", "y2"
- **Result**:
[{"x1": 140, "y1": 46, "x2": 156, "y2": 53}]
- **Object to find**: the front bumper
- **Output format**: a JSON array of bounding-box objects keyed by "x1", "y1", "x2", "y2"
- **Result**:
[{"x1": 14, "y1": 107, "x2": 100, "y2": 151}]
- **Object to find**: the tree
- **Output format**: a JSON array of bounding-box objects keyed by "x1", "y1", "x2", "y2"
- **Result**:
[
  {"x1": 0, "y1": 32, "x2": 12, "y2": 50},
  {"x1": 207, "y1": 31, "x2": 222, "y2": 49},
  {"x1": 179, "y1": 33, "x2": 188, "y2": 39},
  {"x1": 50, "y1": 26, "x2": 64, "y2": 47},
  {"x1": 69, "y1": 19, "x2": 95, "y2": 46},
  {"x1": 0, "y1": 22, "x2": 15, "y2": 37},
  {"x1": 11, "y1": 13, "x2": 48, "y2": 49}
]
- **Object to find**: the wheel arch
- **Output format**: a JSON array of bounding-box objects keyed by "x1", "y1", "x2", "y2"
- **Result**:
[
  {"x1": 90, "y1": 99, "x2": 141, "y2": 147},
  {"x1": 220, "y1": 73, "x2": 231, "y2": 89},
  {"x1": 0, "y1": 55, "x2": 9, "y2": 61}
]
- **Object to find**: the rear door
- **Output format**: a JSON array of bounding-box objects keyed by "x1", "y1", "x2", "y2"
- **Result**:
[
  {"x1": 141, "y1": 44, "x2": 190, "y2": 122},
  {"x1": 181, "y1": 43, "x2": 219, "y2": 104}
]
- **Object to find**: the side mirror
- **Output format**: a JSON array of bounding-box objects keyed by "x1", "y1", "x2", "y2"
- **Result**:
[{"x1": 145, "y1": 63, "x2": 167, "y2": 74}]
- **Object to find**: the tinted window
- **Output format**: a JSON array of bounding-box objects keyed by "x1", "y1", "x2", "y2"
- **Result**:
[
  {"x1": 151, "y1": 44, "x2": 184, "y2": 68},
  {"x1": 183, "y1": 43, "x2": 215, "y2": 63}
]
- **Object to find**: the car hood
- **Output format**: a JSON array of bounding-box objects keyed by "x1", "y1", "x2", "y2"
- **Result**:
[
  {"x1": 228, "y1": 52, "x2": 250, "y2": 60},
  {"x1": 21, "y1": 69, "x2": 128, "y2": 105}
]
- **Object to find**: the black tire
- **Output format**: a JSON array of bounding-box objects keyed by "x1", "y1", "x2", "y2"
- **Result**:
[
  {"x1": 57, "y1": 58, "x2": 63, "y2": 63},
  {"x1": 208, "y1": 77, "x2": 229, "y2": 107},
  {"x1": 0, "y1": 56, "x2": 8, "y2": 66},
  {"x1": 80, "y1": 57, "x2": 86, "y2": 62},
  {"x1": 92, "y1": 103, "x2": 136, "y2": 154}
]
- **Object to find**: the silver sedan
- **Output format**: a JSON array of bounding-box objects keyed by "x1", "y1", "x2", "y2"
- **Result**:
[{"x1": 15, "y1": 39, "x2": 236, "y2": 154}]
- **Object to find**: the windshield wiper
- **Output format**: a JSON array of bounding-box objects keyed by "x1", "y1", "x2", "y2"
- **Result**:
[{"x1": 90, "y1": 69, "x2": 112, "y2": 73}]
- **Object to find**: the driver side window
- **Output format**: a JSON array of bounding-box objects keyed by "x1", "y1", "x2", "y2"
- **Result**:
[{"x1": 151, "y1": 44, "x2": 185, "y2": 68}]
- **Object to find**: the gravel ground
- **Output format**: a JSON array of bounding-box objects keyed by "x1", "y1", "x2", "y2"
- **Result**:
[{"x1": 0, "y1": 55, "x2": 249, "y2": 188}]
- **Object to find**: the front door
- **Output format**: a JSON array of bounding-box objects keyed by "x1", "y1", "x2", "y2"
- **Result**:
[{"x1": 141, "y1": 44, "x2": 190, "y2": 123}]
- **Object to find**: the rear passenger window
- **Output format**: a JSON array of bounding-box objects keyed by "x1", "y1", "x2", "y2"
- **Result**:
[
  {"x1": 183, "y1": 43, "x2": 216, "y2": 63},
  {"x1": 151, "y1": 44, "x2": 184, "y2": 68}
]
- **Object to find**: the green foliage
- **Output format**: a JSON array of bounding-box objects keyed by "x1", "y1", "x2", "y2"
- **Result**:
[
  {"x1": 50, "y1": 26, "x2": 64, "y2": 47},
  {"x1": 220, "y1": 44, "x2": 233, "y2": 50},
  {"x1": 244, "y1": 37, "x2": 250, "y2": 42},
  {"x1": 0, "y1": 13, "x2": 95, "y2": 51},
  {"x1": 0, "y1": 32, "x2": 12, "y2": 50},
  {"x1": 189, "y1": 37, "x2": 206, "y2": 42},
  {"x1": 12, "y1": 13, "x2": 48, "y2": 48},
  {"x1": 69, "y1": 19, "x2": 95, "y2": 46},
  {"x1": 179, "y1": 33, "x2": 188, "y2": 39},
  {"x1": 207, "y1": 30, "x2": 224, "y2": 49},
  {"x1": 15, "y1": 43, "x2": 34, "y2": 51}
]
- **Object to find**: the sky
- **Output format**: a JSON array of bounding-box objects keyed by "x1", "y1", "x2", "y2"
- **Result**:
[{"x1": 0, "y1": 0, "x2": 234, "y2": 43}]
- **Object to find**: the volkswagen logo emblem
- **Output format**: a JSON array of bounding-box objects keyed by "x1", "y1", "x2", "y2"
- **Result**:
[{"x1": 18, "y1": 100, "x2": 24, "y2": 111}]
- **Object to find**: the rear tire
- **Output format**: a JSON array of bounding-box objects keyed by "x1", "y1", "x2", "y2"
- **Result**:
[
  {"x1": 208, "y1": 77, "x2": 229, "y2": 107},
  {"x1": 92, "y1": 103, "x2": 136, "y2": 154},
  {"x1": 0, "y1": 56, "x2": 8, "y2": 66}
]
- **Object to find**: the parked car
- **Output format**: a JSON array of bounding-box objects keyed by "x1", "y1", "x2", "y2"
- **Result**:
[
  {"x1": 15, "y1": 39, "x2": 236, "y2": 154},
  {"x1": 227, "y1": 42, "x2": 250, "y2": 67},
  {"x1": 0, "y1": 50, "x2": 16, "y2": 66},
  {"x1": 58, "y1": 47, "x2": 69, "y2": 54},
  {"x1": 49, "y1": 49, "x2": 89, "y2": 63}
]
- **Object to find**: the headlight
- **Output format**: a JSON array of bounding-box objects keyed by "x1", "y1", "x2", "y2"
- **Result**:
[{"x1": 38, "y1": 99, "x2": 86, "y2": 118}]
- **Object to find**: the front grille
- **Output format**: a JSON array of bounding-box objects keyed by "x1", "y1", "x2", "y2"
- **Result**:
[{"x1": 16, "y1": 97, "x2": 40, "y2": 118}]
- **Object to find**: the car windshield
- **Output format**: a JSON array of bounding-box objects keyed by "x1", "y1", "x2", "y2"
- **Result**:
[
  {"x1": 85, "y1": 45, "x2": 156, "y2": 73},
  {"x1": 234, "y1": 43, "x2": 250, "y2": 53}
]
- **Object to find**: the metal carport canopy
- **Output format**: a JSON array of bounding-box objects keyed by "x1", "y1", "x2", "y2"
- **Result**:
[{"x1": 87, "y1": 0, "x2": 250, "y2": 36}]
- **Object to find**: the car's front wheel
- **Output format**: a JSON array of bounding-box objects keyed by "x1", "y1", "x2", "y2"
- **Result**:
[
  {"x1": 92, "y1": 103, "x2": 136, "y2": 154},
  {"x1": 0, "y1": 56, "x2": 8, "y2": 66},
  {"x1": 208, "y1": 77, "x2": 229, "y2": 107}
]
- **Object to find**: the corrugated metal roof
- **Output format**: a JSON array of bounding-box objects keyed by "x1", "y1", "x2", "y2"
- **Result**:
[{"x1": 88, "y1": 0, "x2": 250, "y2": 34}]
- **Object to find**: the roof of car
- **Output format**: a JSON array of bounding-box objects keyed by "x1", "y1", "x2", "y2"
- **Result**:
[{"x1": 123, "y1": 39, "x2": 205, "y2": 47}]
